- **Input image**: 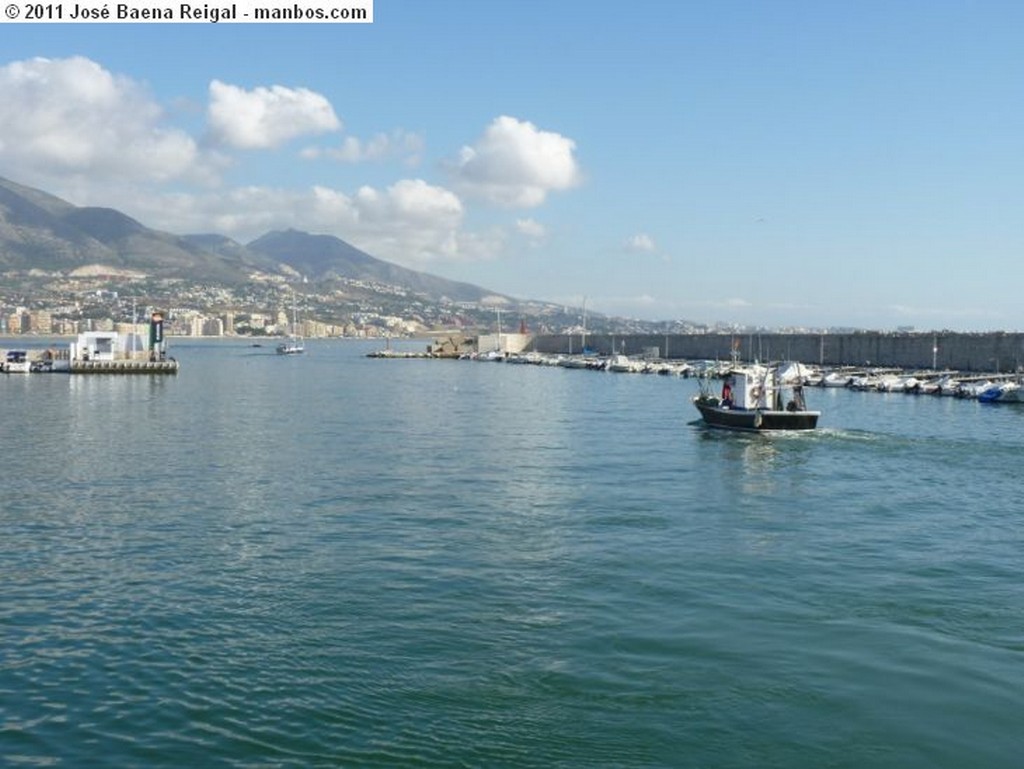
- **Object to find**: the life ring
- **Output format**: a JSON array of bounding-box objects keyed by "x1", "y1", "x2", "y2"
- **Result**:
[{"x1": 751, "y1": 386, "x2": 762, "y2": 400}]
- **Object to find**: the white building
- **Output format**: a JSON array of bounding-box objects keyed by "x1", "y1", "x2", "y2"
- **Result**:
[{"x1": 69, "y1": 330, "x2": 149, "y2": 362}]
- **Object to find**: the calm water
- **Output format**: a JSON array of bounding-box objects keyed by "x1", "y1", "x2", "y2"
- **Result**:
[{"x1": 2, "y1": 339, "x2": 1022, "y2": 768}]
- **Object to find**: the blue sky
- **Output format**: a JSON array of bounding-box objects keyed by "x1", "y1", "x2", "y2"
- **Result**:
[{"x1": 3, "y1": 1, "x2": 1024, "y2": 330}]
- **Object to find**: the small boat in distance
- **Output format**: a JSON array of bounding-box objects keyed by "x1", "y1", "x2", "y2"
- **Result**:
[
  {"x1": 694, "y1": 362, "x2": 820, "y2": 431},
  {"x1": 276, "y1": 292, "x2": 305, "y2": 355},
  {"x1": 276, "y1": 338, "x2": 305, "y2": 355}
]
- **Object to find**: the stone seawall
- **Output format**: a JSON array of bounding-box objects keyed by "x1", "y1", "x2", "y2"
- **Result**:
[{"x1": 529, "y1": 332, "x2": 1024, "y2": 373}]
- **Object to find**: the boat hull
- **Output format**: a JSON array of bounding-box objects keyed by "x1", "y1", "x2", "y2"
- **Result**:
[{"x1": 694, "y1": 398, "x2": 819, "y2": 431}]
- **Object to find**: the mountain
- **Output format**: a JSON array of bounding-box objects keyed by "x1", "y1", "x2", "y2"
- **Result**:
[
  {"x1": 0, "y1": 178, "x2": 113, "y2": 267},
  {"x1": 0, "y1": 177, "x2": 268, "y2": 283},
  {"x1": 245, "y1": 229, "x2": 500, "y2": 303},
  {"x1": 0, "y1": 176, "x2": 508, "y2": 305}
]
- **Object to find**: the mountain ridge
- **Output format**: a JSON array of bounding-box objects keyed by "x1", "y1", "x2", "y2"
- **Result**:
[{"x1": 0, "y1": 176, "x2": 510, "y2": 305}]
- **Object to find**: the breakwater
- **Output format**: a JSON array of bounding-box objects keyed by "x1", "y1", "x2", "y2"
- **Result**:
[
  {"x1": 70, "y1": 359, "x2": 179, "y2": 374},
  {"x1": 530, "y1": 331, "x2": 1024, "y2": 373}
]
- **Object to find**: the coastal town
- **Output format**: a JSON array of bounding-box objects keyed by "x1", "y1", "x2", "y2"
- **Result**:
[
  {"x1": 0, "y1": 269, "x2": 742, "y2": 342},
  {"x1": 1, "y1": 271, "x2": 476, "y2": 339}
]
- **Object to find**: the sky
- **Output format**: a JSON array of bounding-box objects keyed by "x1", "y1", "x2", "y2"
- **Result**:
[{"x1": 3, "y1": 1, "x2": 1024, "y2": 331}]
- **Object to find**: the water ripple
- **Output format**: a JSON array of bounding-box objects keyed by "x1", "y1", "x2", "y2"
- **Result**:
[{"x1": 3, "y1": 344, "x2": 1024, "y2": 767}]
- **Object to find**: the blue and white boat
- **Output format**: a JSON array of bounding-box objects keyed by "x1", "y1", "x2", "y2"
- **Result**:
[{"x1": 978, "y1": 381, "x2": 1023, "y2": 403}]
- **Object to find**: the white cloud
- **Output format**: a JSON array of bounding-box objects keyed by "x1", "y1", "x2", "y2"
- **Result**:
[
  {"x1": 0, "y1": 56, "x2": 507, "y2": 269},
  {"x1": 207, "y1": 79, "x2": 340, "y2": 149},
  {"x1": 351, "y1": 178, "x2": 462, "y2": 226},
  {"x1": 625, "y1": 233, "x2": 656, "y2": 252},
  {"x1": 129, "y1": 179, "x2": 496, "y2": 266},
  {"x1": 450, "y1": 115, "x2": 581, "y2": 207},
  {"x1": 303, "y1": 130, "x2": 424, "y2": 165},
  {"x1": 342, "y1": 179, "x2": 504, "y2": 263},
  {"x1": 0, "y1": 56, "x2": 202, "y2": 185},
  {"x1": 516, "y1": 217, "x2": 547, "y2": 242}
]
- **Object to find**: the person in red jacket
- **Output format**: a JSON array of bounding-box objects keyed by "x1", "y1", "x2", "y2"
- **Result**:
[{"x1": 721, "y1": 378, "x2": 734, "y2": 408}]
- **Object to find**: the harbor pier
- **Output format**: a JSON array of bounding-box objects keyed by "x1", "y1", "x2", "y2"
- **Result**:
[
  {"x1": 2, "y1": 310, "x2": 178, "y2": 375},
  {"x1": 530, "y1": 331, "x2": 1024, "y2": 373}
]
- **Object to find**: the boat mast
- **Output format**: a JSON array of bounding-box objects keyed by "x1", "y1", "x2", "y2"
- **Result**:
[{"x1": 581, "y1": 296, "x2": 587, "y2": 353}]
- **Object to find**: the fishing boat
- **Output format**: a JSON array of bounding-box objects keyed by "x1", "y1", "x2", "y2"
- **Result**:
[{"x1": 693, "y1": 362, "x2": 820, "y2": 431}]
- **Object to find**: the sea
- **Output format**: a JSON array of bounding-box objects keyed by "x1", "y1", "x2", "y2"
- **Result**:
[{"x1": 2, "y1": 338, "x2": 1022, "y2": 768}]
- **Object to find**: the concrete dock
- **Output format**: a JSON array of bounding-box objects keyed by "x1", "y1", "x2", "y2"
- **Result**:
[
  {"x1": 1, "y1": 347, "x2": 179, "y2": 374},
  {"x1": 69, "y1": 359, "x2": 179, "y2": 374}
]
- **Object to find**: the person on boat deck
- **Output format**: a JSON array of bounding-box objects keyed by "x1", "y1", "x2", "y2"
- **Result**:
[{"x1": 721, "y1": 379, "x2": 734, "y2": 407}]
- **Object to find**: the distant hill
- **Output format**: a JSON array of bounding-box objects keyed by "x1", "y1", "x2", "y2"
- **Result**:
[
  {"x1": 0, "y1": 176, "x2": 508, "y2": 304},
  {"x1": 246, "y1": 229, "x2": 499, "y2": 303},
  {"x1": 0, "y1": 178, "x2": 113, "y2": 267},
  {"x1": 0, "y1": 178, "x2": 267, "y2": 283}
]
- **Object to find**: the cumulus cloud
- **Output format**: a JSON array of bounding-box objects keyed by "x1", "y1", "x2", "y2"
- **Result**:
[
  {"x1": 450, "y1": 115, "x2": 581, "y2": 207},
  {"x1": 0, "y1": 56, "x2": 506, "y2": 269},
  {"x1": 131, "y1": 179, "x2": 494, "y2": 266},
  {"x1": 0, "y1": 56, "x2": 202, "y2": 185},
  {"x1": 325, "y1": 179, "x2": 499, "y2": 262},
  {"x1": 516, "y1": 218, "x2": 547, "y2": 241},
  {"x1": 303, "y1": 129, "x2": 424, "y2": 165},
  {"x1": 625, "y1": 233, "x2": 656, "y2": 252},
  {"x1": 207, "y1": 79, "x2": 340, "y2": 149}
]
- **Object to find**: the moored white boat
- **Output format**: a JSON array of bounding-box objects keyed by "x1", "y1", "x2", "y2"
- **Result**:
[
  {"x1": 936, "y1": 375, "x2": 962, "y2": 396},
  {"x1": 875, "y1": 375, "x2": 905, "y2": 392},
  {"x1": 558, "y1": 355, "x2": 591, "y2": 369},
  {"x1": 3, "y1": 350, "x2": 31, "y2": 373},
  {"x1": 607, "y1": 354, "x2": 638, "y2": 373},
  {"x1": 956, "y1": 379, "x2": 993, "y2": 399},
  {"x1": 821, "y1": 371, "x2": 852, "y2": 387}
]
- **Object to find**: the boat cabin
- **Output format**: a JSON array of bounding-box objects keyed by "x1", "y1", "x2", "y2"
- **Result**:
[{"x1": 725, "y1": 366, "x2": 774, "y2": 410}]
